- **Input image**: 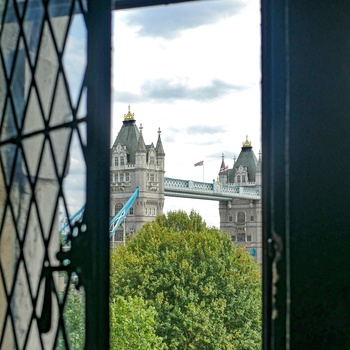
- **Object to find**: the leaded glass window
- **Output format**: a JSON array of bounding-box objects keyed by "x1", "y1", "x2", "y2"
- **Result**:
[{"x1": 0, "y1": 0, "x2": 110, "y2": 348}]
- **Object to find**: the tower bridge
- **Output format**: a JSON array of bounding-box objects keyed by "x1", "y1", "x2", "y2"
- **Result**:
[{"x1": 110, "y1": 107, "x2": 262, "y2": 263}]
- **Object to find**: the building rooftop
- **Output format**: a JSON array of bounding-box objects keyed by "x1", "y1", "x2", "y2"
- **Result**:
[{"x1": 228, "y1": 136, "x2": 258, "y2": 183}]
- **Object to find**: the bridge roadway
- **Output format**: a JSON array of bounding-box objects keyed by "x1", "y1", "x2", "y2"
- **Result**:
[{"x1": 164, "y1": 177, "x2": 261, "y2": 201}]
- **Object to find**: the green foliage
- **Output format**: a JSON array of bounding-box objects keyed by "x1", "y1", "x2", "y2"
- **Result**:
[
  {"x1": 111, "y1": 210, "x2": 262, "y2": 350},
  {"x1": 155, "y1": 209, "x2": 207, "y2": 232},
  {"x1": 110, "y1": 295, "x2": 167, "y2": 350},
  {"x1": 57, "y1": 283, "x2": 85, "y2": 350}
]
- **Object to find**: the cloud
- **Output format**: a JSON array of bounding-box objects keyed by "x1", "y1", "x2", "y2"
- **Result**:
[
  {"x1": 168, "y1": 125, "x2": 226, "y2": 136},
  {"x1": 187, "y1": 139, "x2": 220, "y2": 146},
  {"x1": 207, "y1": 150, "x2": 238, "y2": 160},
  {"x1": 114, "y1": 79, "x2": 245, "y2": 103},
  {"x1": 122, "y1": 0, "x2": 246, "y2": 39},
  {"x1": 165, "y1": 125, "x2": 226, "y2": 146},
  {"x1": 186, "y1": 125, "x2": 226, "y2": 135},
  {"x1": 164, "y1": 135, "x2": 175, "y2": 143},
  {"x1": 114, "y1": 91, "x2": 145, "y2": 103},
  {"x1": 142, "y1": 79, "x2": 245, "y2": 100}
]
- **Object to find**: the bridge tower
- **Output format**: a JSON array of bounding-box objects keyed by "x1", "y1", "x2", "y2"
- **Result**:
[
  {"x1": 110, "y1": 106, "x2": 165, "y2": 242},
  {"x1": 219, "y1": 136, "x2": 262, "y2": 263}
]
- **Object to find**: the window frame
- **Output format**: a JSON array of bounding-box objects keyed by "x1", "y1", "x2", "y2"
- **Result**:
[{"x1": 237, "y1": 211, "x2": 246, "y2": 223}]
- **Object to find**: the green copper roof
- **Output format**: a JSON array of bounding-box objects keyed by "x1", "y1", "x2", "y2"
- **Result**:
[
  {"x1": 228, "y1": 145, "x2": 258, "y2": 183},
  {"x1": 112, "y1": 119, "x2": 140, "y2": 164},
  {"x1": 111, "y1": 107, "x2": 165, "y2": 164}
]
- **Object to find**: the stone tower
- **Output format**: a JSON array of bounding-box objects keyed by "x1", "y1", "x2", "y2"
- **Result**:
[
  {"x1": 110, "y1": 106, "x2": 165, "y2": 243},
  {"x1": 219, "y1": 136, "x2": 262, "y2": 263}
]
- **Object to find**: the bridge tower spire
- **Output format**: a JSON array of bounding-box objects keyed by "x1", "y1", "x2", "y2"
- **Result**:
[
  {"x1": 135, "y1": 124, "x2": 147, "y2": 165},
  {"x1": 156, "y1": 128, "x2": 165, "y2": 158},
  {"x1": 219, "y1": 153, "x2": 228, "y2": 184},
  {"x1": 156, "y1": 128, "x2": 165, "y2": 213},
  {"x1": 256, "y1": 151, "x2": 262, "y2": 186}
]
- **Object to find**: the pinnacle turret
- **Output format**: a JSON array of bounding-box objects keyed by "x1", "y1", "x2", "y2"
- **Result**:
[
  {"x1": 156, "y1": 128, "x2": 165, "y2": 156},
  {"x1": 219, "y1": 153, "x2": 229, "y2": 175},
  {"x1": 256, "y1": 150, "x2": 262, "y2": 170},
  {"x1": 136, "y1": 124, "x2": 147, "y2": 153},
  {"x1": 220, "y1": 153, "x2": 226, "y2": 171}
]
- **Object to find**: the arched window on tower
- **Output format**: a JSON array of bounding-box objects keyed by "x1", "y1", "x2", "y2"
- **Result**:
[
  {"x1": 235, "y1": 165, "x2": 248, "y2": 184},
  {"x1": 115, "y1": 202, "x2": 123, "y2": 215},
  {"x1": 237, "y1": 211, "x2": 246, "y2": 223}
]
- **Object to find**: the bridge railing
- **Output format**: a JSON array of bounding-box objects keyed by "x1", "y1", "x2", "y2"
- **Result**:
[
  {"x1": 191, "y1": 181, "x2": 213, "y2": 191},
  {"x1": 221, "y1": 185, "x2": 239, "y2": 194},
  {"x1": 165, "y1": 178, "x2": 214, "y2": 192},
  {"x1": 164, "y1": 177, "x2": 260, "y2": 200},
  {"x1": 221, "y1": 186, "x2": 259, "y2": 196}
]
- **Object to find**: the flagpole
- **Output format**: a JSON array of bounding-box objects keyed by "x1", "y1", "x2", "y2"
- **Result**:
[{"x1": 194, "y1": 160, "x2": 204, "y2": 181}]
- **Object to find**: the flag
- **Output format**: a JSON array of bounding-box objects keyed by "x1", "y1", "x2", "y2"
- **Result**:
[
  {"x1": 194, "y1": 160, "x2": 204, "y2": 167},
  {"x1": 220, "y1": 165, "x2": 229, "y2": 173}
]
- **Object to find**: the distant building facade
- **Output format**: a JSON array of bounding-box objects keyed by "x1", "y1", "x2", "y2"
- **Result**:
[
  {"x1": 218, "y1": 137, "x2": 262, "y2": 263},
  {"x1": 109, "y1": 106, "x2": 165, "y2": 244}
]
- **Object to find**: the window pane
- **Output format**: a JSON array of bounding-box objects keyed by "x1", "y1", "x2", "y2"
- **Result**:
[{"x1": 0, "y1": 1, "x2": 88, "y2": 347}]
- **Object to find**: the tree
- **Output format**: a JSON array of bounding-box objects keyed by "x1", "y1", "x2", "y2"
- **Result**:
[
  {"x1": 57, "y1": 282, "x2": 85, "y2": 350},
  {"x1": 110, "y1": 210, "x2": 262, "y2": 350},
  {"x1": 56, "y1": 282, "x2": 166, "y2": 350},
  {"x1": 110, "y1": 295, "x2": 167, "y2": 350}
]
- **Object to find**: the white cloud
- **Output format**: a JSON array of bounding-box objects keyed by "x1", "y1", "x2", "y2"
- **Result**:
[
  {"x1": 120, "y1": 0, "x2": 246, "y2": 39},
  {"x1": 114, "y1": 78, "x2": 245, "y2": 103}
]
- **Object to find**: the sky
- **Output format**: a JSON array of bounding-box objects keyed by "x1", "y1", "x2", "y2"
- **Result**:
[{"x1": 110, "y1": 0, "x2": 261, "y2": 227}]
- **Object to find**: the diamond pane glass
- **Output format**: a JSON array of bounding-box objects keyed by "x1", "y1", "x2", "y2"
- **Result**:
[
  {"x1": 9, "y1": 40, "x2": 29, "y2": 127},
  {"x1": 62, "y1": 129, "x2": 86, "y2": 218},
  {"x1": 0, "y1": 0, "x2": 20, "y2": 77},
  {"x1": 23, "y1": 0, "x2": 45, "y2": 66},
  {"x1": 0, "y1": 1, "x2": 88, "y2": 348},
  {"x1": 62, "y1": 5, "x2": 87, "y2": 109},
  {"x1": 35, "y1": 22, "x2": 59, "y2": 120}
]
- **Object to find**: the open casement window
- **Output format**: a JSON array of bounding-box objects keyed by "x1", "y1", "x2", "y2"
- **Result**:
[
  {"x1": 0, "y1": 0, "x2": 264, "y2": 349},
  {"x1": 0, "y1": 0, "x2": 111, "y2": 348},
  {"x1": 108, "y1": 1, "x2": 350, "y2": 349}
]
